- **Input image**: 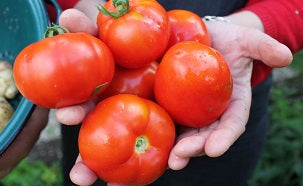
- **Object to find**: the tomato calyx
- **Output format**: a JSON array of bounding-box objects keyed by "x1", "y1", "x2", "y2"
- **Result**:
[
  {"x1": 97, "y1": 0, "x2": 129, "y2": 19},
  {"x1": 44, "y1": 23, "x2": 69, "y2": 38},
  {"x1": 92, "y1": 82, "x2": 109, "y2": 96},
  {"x1": 135, "y1": 136, "x2": 148, "y2": 153}
]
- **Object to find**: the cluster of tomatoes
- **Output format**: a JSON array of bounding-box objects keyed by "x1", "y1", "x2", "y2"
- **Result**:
[{"x1": 13, "y1": 0, "x2": 233, "y2": 185}]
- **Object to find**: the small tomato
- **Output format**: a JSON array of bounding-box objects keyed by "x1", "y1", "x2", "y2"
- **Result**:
[
  {"x1": 167, "y1": 9, "x2": 211, "y2": 48},
  {"x1": 98, "y1": 61, "x2": 158, "y2": 100},
  {"x1": 97, "y1": 0, "x2": 170, "y2": 68}
]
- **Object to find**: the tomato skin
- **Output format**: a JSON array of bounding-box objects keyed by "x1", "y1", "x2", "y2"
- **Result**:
[
  {"x1": 98, "y1": 61, "x2": 158, "y2": 100},
  {"x1": 79, "y1": 94, "x2": 175, "y2": 185},
  {"x1": 97, "y1": 0, "x2": 170, "y2": 69},
  {"x1": 13, "y1": 33, "x2": 115, "y2": 108},
  {"x1": 167, "y1": 9, "x2": 211, "y2": 48},
  {"x1": 154, "y1": 41, "x2": 233, "y2": 128}
]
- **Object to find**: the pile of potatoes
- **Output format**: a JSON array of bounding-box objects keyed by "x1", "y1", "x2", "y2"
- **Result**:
[{"x1": 0, "y1": 60, "x2": 18, "y2": 132}]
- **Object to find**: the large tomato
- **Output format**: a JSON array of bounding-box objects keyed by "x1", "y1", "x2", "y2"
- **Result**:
[
  {"x1": 167, "y1": 9, "x2": 211, "y2": 48},
  {"x1": 13, "y1": 32, "x2": 115, "y2": 108},
  {"x1": 98, "y1": 61, "x2": 158, "y2": 100},
  {"x1": 154, "y1": 41, "x2": 233, "y2": 128},
  {"x1": 79, "y1": 94, "x2": 176, "y2": 185},
  {"x1": 97, "y1": 0, "x2": 170, "y2": 68}
]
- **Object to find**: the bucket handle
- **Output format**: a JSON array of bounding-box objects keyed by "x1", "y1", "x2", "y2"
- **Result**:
[{"x1": 45, "y1": 0, "x2": 62, "y2": 24}]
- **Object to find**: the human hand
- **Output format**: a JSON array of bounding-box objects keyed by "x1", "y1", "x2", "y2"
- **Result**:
[
  {"x1": 56, "y1": 8, "x2": 293, "y2": 185},
  {"x1": 55, "y1": 1, "x2": 108, "y2": 185},
  {"x1": 0, "y1": 106, "x2": 49, "y2": 178},
  {"x1": 167, "y1": 11, "x2": 293, "y2": 170},
  {"x1": 55, "y1": 0, "x2": 107, "y2": 125}
]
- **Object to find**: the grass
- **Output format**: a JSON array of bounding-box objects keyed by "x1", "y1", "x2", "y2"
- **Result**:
[
  {"x1": 291, "y1": 50, "x2": 303, "y2": 72},
  {"x1": 0, "y1": 158, "x2": 62, "y2": 186}
]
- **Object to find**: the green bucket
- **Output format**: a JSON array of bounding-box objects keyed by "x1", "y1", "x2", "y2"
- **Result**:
[{"x1": 0, "y1": 0, "x2": 61, "y2": 154}]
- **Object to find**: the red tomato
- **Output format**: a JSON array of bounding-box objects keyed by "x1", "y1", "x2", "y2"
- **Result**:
[
  {"x1": 79, "y1": 94, "x2": 176, "y2": 185},
  {"x1": 97, "y1": 0, "x2": 170, "y2": 69},
  {"x1": 154, "y1": 41, "x2": 233, "y2": 128},
  {"x1": 98, "y1": 61, "x2": 158, "y2": 100},
  {"x1": 13, "y1": 33, "x2": 115, "y2": 108},
  {"x1": 167, "y1": 9, "x2": 211, "y2": 48}
]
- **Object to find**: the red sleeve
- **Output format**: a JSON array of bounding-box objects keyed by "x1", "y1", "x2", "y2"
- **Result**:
[
  {"x1": 56, "y1": 0, "x2": 79, "y2": 10},
  {"x1": 243, "y1": 0, "x2": 303, "y2": 53},
  {"x1": 241, "y1": 0, "x2": 303, "y2": 86}
]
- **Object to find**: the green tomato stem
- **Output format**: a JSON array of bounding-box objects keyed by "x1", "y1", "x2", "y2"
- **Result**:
[
  {"x1": 44, "y1": 23, "x2": 69, "y2": 38},
  {"x1": 135, "y1": 136, "x2": 148, "y2": 153},
  {"x1": 97, "y1": 0, "x2": 129, "y2": 19}
]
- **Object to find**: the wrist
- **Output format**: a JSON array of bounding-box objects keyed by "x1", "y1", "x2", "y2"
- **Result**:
[
  {"x1": 203, "y1": 16, "x2": 231, "y2": 23},
  {"x1": 224, "y1": 11, "x2": 264, "y2": 32}
]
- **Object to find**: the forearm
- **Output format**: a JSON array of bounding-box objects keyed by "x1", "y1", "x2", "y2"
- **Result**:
[
  {"x1": 242, "y1": 0, "x2": 303, "y2": 53},
  {"x1": 0, "y1": 107, "x2": 49, "y2": 178}
]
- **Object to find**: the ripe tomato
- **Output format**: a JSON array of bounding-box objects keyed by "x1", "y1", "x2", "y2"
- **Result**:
[
  {"x1": 13, "y1": 32, "x2": 115, "y2": 108},
  {"x1": 79, "y1": 94, "x2": 176, "y2": 185},
  {"x1": 97, "y1": 0, "x2": 170, "y2": 69},
  {"x1": 167, "y1": 9, "x2": 211, "y2": 48},
  {"x1": 98, "y1": 61, "x2": 158, "y2": 100},
  {"x1": 154, "y1": 41, "x2": 233, "y2": 128}
]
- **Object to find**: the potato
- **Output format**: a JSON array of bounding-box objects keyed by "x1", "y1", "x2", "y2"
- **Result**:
[
  {"x1": 0, "y1": 60, "x2": 18, "y2": 99},
  {"x1": 0, "y1": 97, "x2": 14, "y2": 132}
]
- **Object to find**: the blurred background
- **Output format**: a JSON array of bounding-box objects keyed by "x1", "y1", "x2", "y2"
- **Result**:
[{"x1": 0, "y1": 50, "x2": 302, "y2": 186}]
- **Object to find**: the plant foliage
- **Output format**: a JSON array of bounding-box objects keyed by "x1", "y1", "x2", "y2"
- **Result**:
[
  {"x1": 0, "y1": 158, "x2": 62, "y2": 186},
  {"x1": 249, "y1": 86, "x2": 303, "y2": 186}
]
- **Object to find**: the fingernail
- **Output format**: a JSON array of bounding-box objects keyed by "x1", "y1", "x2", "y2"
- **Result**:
[{"x1": 168, "y1": 156, "x2": 189, "y2": 170}]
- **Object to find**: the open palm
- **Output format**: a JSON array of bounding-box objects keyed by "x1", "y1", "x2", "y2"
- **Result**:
[{"x1": 168, "y1": 20, "x2": 292, "y2": 170}]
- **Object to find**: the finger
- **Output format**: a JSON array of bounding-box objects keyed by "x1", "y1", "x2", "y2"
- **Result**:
[
  {"x1": 74, "y1": 0, "x2": 107, "y2": 23},
  {"x1": 173, "y1": 135, "x2": 206, "y2": 158},
  {"x1": 56, "y1": 99, "x2": 96, "y2": 125},
  {"x1": 75, "y1": 154, "x2": 82, "y2": 163},
  {"x1": 166, "y1": 129, "x2": 200, "y2": 170},
  {"x1": 242, "y1": 28, "x2": 293, "y2": 67},
  {"x1": 205, "y1": 83, "x2": 252, "y2": 157},
  {"x1": 168, "y1": 123, "x2": 219, "y2": 170},
  {"x1": 175, "y1": 127, "x2": 199, "y2": 142},
  {"x1": 168, "y1": 150, "x2": 190, "y2": 170},
  {"x1": 70, "y1": 155, "x2": 98, "y2": 186},
  {"x1": 172, "y1": 122, "x2": 218, "y2": 158},
  {"x1": 59, "y1": 9, "x2": 98, "y2": 36}
]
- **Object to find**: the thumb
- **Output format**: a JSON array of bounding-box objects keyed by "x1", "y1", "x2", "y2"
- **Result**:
[
  {"x1": 59, "y1": 8, "x2": 98, "y2": 36},
  {"x1": 242, "y1": 28, "x2": 293, "y2": 67},
  {"x1": 70, "y1": 155, "x2": 98, "y2": 186},
  {"x1": 56, "y1": 99, "x2": 96, "y2": 125}
]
